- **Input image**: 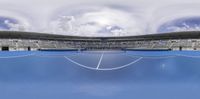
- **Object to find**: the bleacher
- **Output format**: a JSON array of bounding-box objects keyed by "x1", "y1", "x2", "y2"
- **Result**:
[{"x1": 0, "y1": 31, "x2": 199, "y2": 51}]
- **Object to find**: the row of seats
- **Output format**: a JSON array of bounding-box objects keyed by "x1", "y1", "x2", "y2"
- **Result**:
[{"x1": 0, "y1": 39, "x2": 199, "y2": 50}]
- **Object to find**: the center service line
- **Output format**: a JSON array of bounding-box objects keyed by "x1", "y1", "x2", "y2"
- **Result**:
[{"x1": 96, "y1": 51, "x2": 104, "y2": 69}]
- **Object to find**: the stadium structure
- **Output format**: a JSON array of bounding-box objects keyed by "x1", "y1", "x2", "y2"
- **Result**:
[
  {"x1": 0, "y1": 31, "x2": 199, "y2": 51},
  {"x1": 2, "y1": 31, "x2": 200, "y2": 99}
]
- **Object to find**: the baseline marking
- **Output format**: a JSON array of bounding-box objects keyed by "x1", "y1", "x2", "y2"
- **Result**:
[
  {"x1": 64, "y1": 55, "x2": 143, "y2": 71},
  {"x1": 64, "y1": 56, "x2": 97, "y2": 70},
  {"x1": 97, "y1": 57, "x2": 143, "y2": 71}
]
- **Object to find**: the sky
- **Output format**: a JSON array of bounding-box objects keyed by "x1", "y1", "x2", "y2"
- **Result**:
[{"x1": 0, "y1": 0, "x2": 200, "y2": 36}]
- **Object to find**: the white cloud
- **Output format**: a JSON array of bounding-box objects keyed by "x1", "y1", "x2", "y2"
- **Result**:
[
  {"x1": 4, "y1": 20, "x2": 29, "y2": 31},
  {"x1": 48, "y1": 6, "x2": 146, "y2": 36},
  {"x1": 166, "y1": 23, "x2": 200, "y2": 32},
  {"x1": 0, "y1": 0, "x2": 199, "y2": 36}
]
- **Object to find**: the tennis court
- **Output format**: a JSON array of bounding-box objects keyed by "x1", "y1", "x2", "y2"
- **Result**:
[{"x1": 0, "y1": 50, "x2": 200, "y2": 99}]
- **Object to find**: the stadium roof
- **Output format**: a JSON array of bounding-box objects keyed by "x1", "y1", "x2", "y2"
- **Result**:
[{"x1": 0, "y1": 31, "x2": 200, "y2": 41}]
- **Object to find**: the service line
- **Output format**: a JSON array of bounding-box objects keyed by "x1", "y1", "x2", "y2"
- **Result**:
[{"x1": 96, "y1": 51, "x2": 104, "y2": 69}]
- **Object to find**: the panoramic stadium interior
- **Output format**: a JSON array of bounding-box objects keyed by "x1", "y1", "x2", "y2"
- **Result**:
[
  {"x1": 0, "y1": 31, "x2": 200, "y2": 51},
  {"x1": 3, "y1": 0, "x2": 200, "y2": 98},
  {"x1": 2, "y1": 30, "x2": 200, "y2": 99}
]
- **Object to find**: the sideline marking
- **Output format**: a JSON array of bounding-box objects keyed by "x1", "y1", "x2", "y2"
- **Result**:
[
  {"x1": 125, "y1": 53, "x2": 176, "y2": 59},
  {"x1": 176, "y1": 54, "x2": 200, "y2": 58},
  {"x1": 35, "y1": 53, "x2": 78, "y2": 58},
  {"x1": 0, "y1": 53, "x2": 35, "y2": 59},
  {"x1": 96, "y1": 52, "x2": 104, "y2": 69}
]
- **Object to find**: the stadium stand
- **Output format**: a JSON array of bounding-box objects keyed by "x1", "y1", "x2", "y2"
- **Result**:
[{"x1": 0, "y1": 31, "x2": 200, "y2": 51}]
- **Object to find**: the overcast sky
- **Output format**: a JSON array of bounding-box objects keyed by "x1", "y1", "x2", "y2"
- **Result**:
[{"x1": 0, "y1": 0, "x2": 200, "y2": 36}]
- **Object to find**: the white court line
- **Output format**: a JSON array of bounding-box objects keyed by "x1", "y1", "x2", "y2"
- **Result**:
[
  {"x1": 176, "y1": 54, "x2": 200, "y2": 58},
  {"x1": 126, "y1": 53, "x2": 200, "y2": 59},
  {"x1": 97, "y1": 57, "x2": 143, "y2": 71},
  {"x1": 138, "y1": 55, "x2": 175, "y2": 59},
  {"x1": 64, "y1": 56, "x2": 143, "y2": 71},
  {"x1": 64, "y1": 56, "x2": 97, "y2": 70},
  {"x1": 125, "y1": 53, "x2": 176, "y2": 59},
  {"x1": 96, "y1": 51, "x2": 104, "y2": 69},
  {"x1": 35, "y1": 53, "x2": 78, "y2": 58},
  {"x1": 0, "y1": 53, "x2": 35, "y2": 59},
  {"x1": 0, "y1": 52, "x2": 78, "y2": 59}
]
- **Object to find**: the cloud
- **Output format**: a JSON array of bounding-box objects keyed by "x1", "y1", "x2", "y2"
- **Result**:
[
  {"x1": 0, "y1": 0, "x2": 200, "y2": 36},
  {"x1": 48, "y1": 6, "x2": 146, "y2": 36}
]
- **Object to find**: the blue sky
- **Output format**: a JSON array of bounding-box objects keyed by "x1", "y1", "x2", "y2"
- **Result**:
[{"x1": 0, "y1": 0, "x2": 200, "y2": 36}]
